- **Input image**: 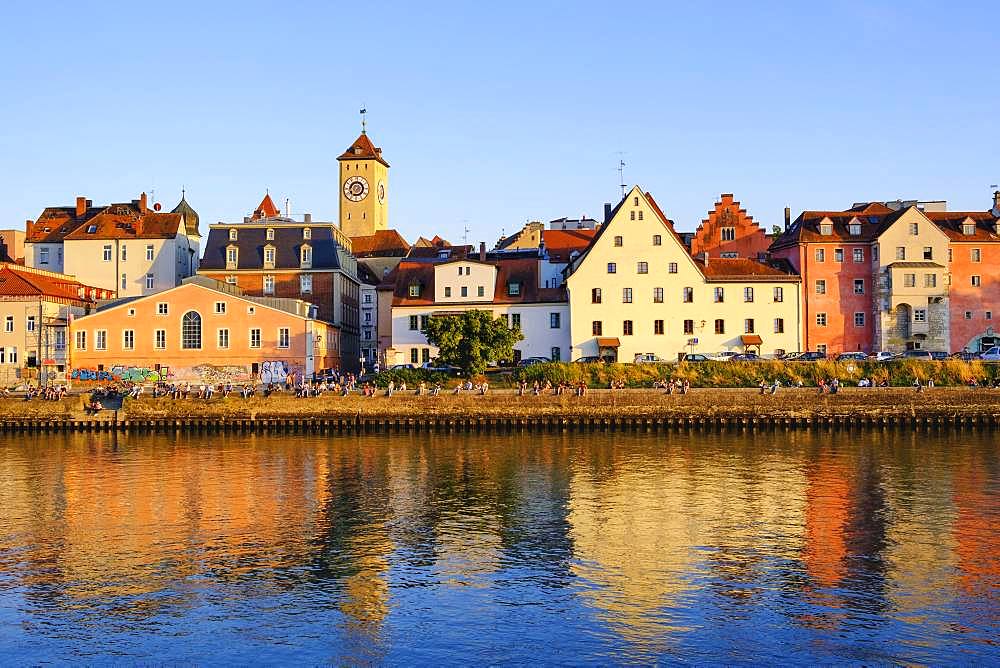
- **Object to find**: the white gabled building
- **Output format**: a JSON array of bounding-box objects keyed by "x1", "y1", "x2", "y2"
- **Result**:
[
  {"x1": 566, "y1": 186, "x2": 802, "y2": 362},
  {"x1": 388, "y1": 249, "x2": 570, "y2": 366}
]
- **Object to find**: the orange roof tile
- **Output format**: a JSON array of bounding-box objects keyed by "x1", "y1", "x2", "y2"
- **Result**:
[
  {"x1": 350, "y1": 229, "x2": 411, "y2": 257},
  {"x1": 541, "y1": 229, "x2": 596, "y2": 262},
  {"x1": 63, "y1": 206, "x2": 184, "y2": 241},
  {"x1": 338, "y1": 132, "x2": 390, "y2": 167},
  {"x1": 696, "y1": 257, "x2": 800, "y2": 280},
  {"x1": 0, "y1": 263, "x2": 109, "y2": 302},
  {"x1": 252, "y1": 193, "x2": 281, "y2": 219}
]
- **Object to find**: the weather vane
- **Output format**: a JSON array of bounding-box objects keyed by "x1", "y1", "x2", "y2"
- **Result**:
[{"x1": 360, "y1": 107, "x2": 367, "y2": 134}]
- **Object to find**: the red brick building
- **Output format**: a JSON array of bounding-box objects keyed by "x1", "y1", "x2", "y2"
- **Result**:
[{"x1": 690, "y1": 193, "x2": 771, "y2": 259}]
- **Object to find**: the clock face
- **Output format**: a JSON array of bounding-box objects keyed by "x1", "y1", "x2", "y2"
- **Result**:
[
  {"x1": 344, "y1": 175, "x2": 369, "y2": 202},
  {"x1": 377, "y1": 180, "x2": 385, "y2": 203}
]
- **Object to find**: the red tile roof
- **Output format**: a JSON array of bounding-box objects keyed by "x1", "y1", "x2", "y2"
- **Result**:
[
  {"x1": 350, "y1": 229, "x2": 411, "y2": 257},
  {"x1": 252, "y1": 193, "x2": 281, "y2": 219},
  {"x1": 924, "y1": 212, "x2": 1000, "y2": 242},
  {"x1": 696, "y1": 257, "x2": 800, "y2": 281},
  {"x1": 62, "y1": 206, "x2": 184, "y2": 241},
  {"x1": 0, "y1": 263, "x2": 110, "y2": 302},
  {"x1": 541, "y1": 229, "x2": 596, "y2": 262},
  {"x1": 27, "y1": 206, "x2": 100, "y2": 243},
  {"x1": 338, "y1": 132, "x2": 390, "y2": 167},
  {"x1": 390, "y1": 257, "x2": 566, "y2": 307}
]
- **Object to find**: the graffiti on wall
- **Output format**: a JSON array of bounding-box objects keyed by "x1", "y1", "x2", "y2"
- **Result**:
[
  {"x1": 260, "y1": 360, "x2": 289, "y2": 384},
  {"x1": 72, "y1": 366, "x2": 171, "y2": 382},
  {"x1": 192, "y1": 364, "x2": 252, "y2": 383}
]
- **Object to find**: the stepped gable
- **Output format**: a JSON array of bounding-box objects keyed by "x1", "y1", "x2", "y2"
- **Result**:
[{"x1": 690, "y1": 193, "x2": 770, "y2": 259}]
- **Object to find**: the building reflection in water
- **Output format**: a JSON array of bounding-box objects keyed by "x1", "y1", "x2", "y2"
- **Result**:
[{"x1": 0, "y1": 429, "x2": 997, "y2": 664}]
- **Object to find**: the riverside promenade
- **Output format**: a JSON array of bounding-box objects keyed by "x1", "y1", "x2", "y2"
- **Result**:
[{"x1": 3, "y1": 387, "x2": 1000, "y2": 433}]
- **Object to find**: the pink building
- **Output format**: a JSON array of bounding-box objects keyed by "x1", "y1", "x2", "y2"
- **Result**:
[{"x1": 69, "y1": 276, "x2": 339, "y2": 384}]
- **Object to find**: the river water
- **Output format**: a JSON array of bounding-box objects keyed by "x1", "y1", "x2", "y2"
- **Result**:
[{"x1": 0, "y1": 431, "x2": 996, "y2": 665}]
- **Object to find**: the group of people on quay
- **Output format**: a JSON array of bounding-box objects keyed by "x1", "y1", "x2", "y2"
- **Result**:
[{"x1": 517, "y1": 379, "x2": 589, "y2": 396}]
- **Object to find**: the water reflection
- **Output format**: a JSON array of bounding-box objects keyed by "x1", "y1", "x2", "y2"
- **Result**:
[{"x1": 0, "y1": 430, "x2": 996, "y2": 664}]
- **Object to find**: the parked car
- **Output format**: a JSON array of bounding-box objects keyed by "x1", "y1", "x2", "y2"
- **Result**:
[
  {"x1": 981, "y1": 346, "x2": 1000, "y2": 362},
  {"x1": 869, "y1": 351, "x2": 897, "y2": 362},
  {"x1": 517, "y1": 357, "x2": 551, "y2": 368},
  {"x1": 421, "y1": 361, "x2": 461, "y2": 374},
  {"x1": 929, "y1": 351, "x2": 949, "y2": 360},
  {"x1": 573, "y1": 356, "x2": 604, "y2": 364},
  {"x1": 795, "y1": 351, "x2": 827, "y2": 361},
  {"x1": 731, "y1": 353, "x2": 761, "y2": 362},
  {"x1": 390, "y1": 364, "x2": 416, "y2": 370},
  {"x1": 781, "y1": 352, "x2": 804, "y2": 361},
  {"x1": 836, "y1": 352, "x2": 868, "y2": 362},
  {"x1": 951, "y1": 350, "x2": 981, "y2": 361},
  {"x1": 900, "y1": 350, "x2": 933, "y2": 360},
  {"x1": 633, "y1": 353, "x2": 663, "y2": 364},
  {"x1": 679, "y1": 353, "x2": 711, "y2": 362},
  {"x1": 708, "y1": 351, "x2": 739, "y2": 362}
]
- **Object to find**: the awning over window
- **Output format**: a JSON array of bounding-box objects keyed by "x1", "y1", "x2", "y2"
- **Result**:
[
  {"x1": 596, "y1": 337, "x2": 621, "y2": 348},
  {"x1": 740, "y1": 334, "x2": 763, "y2": 346}
]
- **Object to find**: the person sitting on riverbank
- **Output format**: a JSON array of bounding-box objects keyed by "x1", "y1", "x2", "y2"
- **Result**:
[
  {"x1": 913, "y1": 379, "x2": 923, "y2": 392},
  {"x1": 759, "y1": 379, "x2": 767, "y2": 395},
  {"x1": 431, "y1": 383, "x2": 442, "y2": 397},
  {"x1": 386, "y1": 380, "x2": 395, "y2": 397},
  {"x1": 575, "y1": 380, "x2": 587, "y2": 396},
  {"x1": 817, "y1": 379, "x2": 827, "y2": 395},
  {"x1": 479, "y1": 381, "x2": 489, "y2": 395},
  {"x1": 770, "y1": 379, "x2": 781, "y2": 395}
]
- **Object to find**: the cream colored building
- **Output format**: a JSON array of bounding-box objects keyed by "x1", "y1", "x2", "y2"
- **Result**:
[
  {"x1": 338, "y1": 132, "x2": 389, "y2": 238},
  {"x1": 566, "y1": 186, "x2": 802, "y2": 361}
]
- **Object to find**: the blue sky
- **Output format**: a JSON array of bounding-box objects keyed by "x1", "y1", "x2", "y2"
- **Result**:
[{"x1": 1, "y1": 1, "x2": 997, "y2": 245}]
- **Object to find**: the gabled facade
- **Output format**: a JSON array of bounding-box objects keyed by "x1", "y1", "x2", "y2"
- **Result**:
[
  {"x1": 567, "y1": 187, "x2": 801, "y2": 362},
  {"x1": 388, "y1": 252, "x2": 569, "y2": 366},
  {"x1": 198, "y1": 195, "x2": 361, "y2": 369},
  {"x1": 771, "y1": 194, "x2": 1000, "y2": 354},
  {"x1": 689, "y1": 193, "x2": 770, "y2": 259},
  {"x1": 25, "y1": 192, "x2": 201, "y2": 297}
]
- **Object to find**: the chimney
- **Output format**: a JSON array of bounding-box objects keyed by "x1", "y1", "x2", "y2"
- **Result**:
[
  {"x1": 784, "y1": 207, "x2": 791, "y2": 230},
  {"x1": 285, "y1": 198, "x2": 290, "y2": 217},
  {"x1": 992, "y1": 189, "x2": 1000, "y2": 216},
  {"x1": 701, "y1": 252, "x2": 709, "y2": 266},
  {"x1": 479, "y1": 241, "x2": 486, "y2": 262},
  {"x1": 76, "y1": 196, "x2": 87, "y2": 217},
  {"x1": 304, "y1": 213, "x2": 312, "y2": 224},
  {"x1": 139, "y1": 192, "x2": 148, "y2": 213},
  {"x1": 604, "y1": 203, "x2": 613, "y2": 221},
  {"x1": 25, "y1": 219, "x2": 33, "y2": 234}
]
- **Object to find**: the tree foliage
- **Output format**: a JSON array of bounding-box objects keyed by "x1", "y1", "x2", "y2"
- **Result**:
[{"x1": 422, "y1": 310, "x2": 523, "y2": 375}]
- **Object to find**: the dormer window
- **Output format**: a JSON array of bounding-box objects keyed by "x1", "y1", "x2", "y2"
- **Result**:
[
  {"x1": 229, "y1": 228, "x2": 238, "y2": 241},
  {"x1": 264, "y1": 245, "x2": 276, "y2": 268},
  {"x1": 963, "y1": 223, "x2": 976, "y2": 236},
  {"x1": 820, "y1": 224, "x2": 833, "y2": 235},
  {"x1": 408, "y1": 283, "x2": 421, "y2": 297},
  {"x1": 303, "y1": 227, "x2": 311, "y2": 240},
  {"x1": 507, "y1": 281, "x2": 521, "y2": 296},
  {"x1": 300, "y1": 244, "x2": 312, "y2": 268},
  {"x1": 849, "y1": 223, "x2": 861, "y2": 236},
  {"x1": 266, "y1": 228, "x2": 275, "y2": 241},
  {"x1": 226, "y1": 245, "x2": 238, "y2": 269},
  {"x1": 87, "y1": 225, "x2": 97, "y2": 234}
]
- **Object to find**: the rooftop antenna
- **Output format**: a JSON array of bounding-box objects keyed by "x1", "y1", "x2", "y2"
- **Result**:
[
  {"x1": 360, "y1": 106, "x2": 367, "y2": 134},
  {"x1": 462, "y1": 221, "x2": 470, "y2": 245},
  {"x1": 616, "y1": 152, "x2": 627, "y2": 199}
]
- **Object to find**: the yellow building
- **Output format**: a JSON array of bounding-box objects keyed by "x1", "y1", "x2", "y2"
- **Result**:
[
  {"x1": 566, "y1": 186, "x2": 802, "y2": 361},
  {"x1": 338, "y1": 131, "x2": 389, "y2": 238}
]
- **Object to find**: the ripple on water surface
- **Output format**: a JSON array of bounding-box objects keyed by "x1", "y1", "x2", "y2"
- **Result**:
[{"x1": 0, "y1": 430, "x2": 996, "y2": 664}]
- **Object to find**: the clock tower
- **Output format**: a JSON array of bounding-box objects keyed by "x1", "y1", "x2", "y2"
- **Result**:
[{"x1": 337, "y1": 129, "x2": 389, "y2": 238}]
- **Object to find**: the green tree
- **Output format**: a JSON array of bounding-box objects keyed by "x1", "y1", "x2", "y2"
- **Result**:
[{"x1": 422, "y1": 310, "x2": 523, "y2": 375}]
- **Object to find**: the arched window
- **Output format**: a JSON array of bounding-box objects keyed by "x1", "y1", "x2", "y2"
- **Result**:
[{"x1": 182, "y1": 311, "x2": 202, "y2": 349}]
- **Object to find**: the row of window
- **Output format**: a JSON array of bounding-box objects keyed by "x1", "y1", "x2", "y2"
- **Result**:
[
  {"x1": 99, "y1": 244, "x2": 157, "y2": 262},
  {"x1": 444, "y1": 286, "x2": 485, "y2": 298},
  {"x1": 606, "y1": 261, "x2": 680, "y2": 274},
  {"x1": 592, "y1": 318, "x2": 786, "y2": 336},
  {"x1": 407, "y1": 313, "x2": 561, "y2": 331},
  {"x1": 226, "y1": 245, "x2": 312, "y2": 269},
  {"x1": 812, "y1": 246, "x2": 987, "y2": 264},
  {"x1": 221, "y1": 274, "x2": 313, "y2": 294},
  {"x1": 75, "y1": 323, "x2": 290, "y2": 351},
  {"x1": 592, "y1": 286, "x2": 786, "y2": 304},
  {"x1": 229, "y1": 227, "x2": 312, "y2": 242}
]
